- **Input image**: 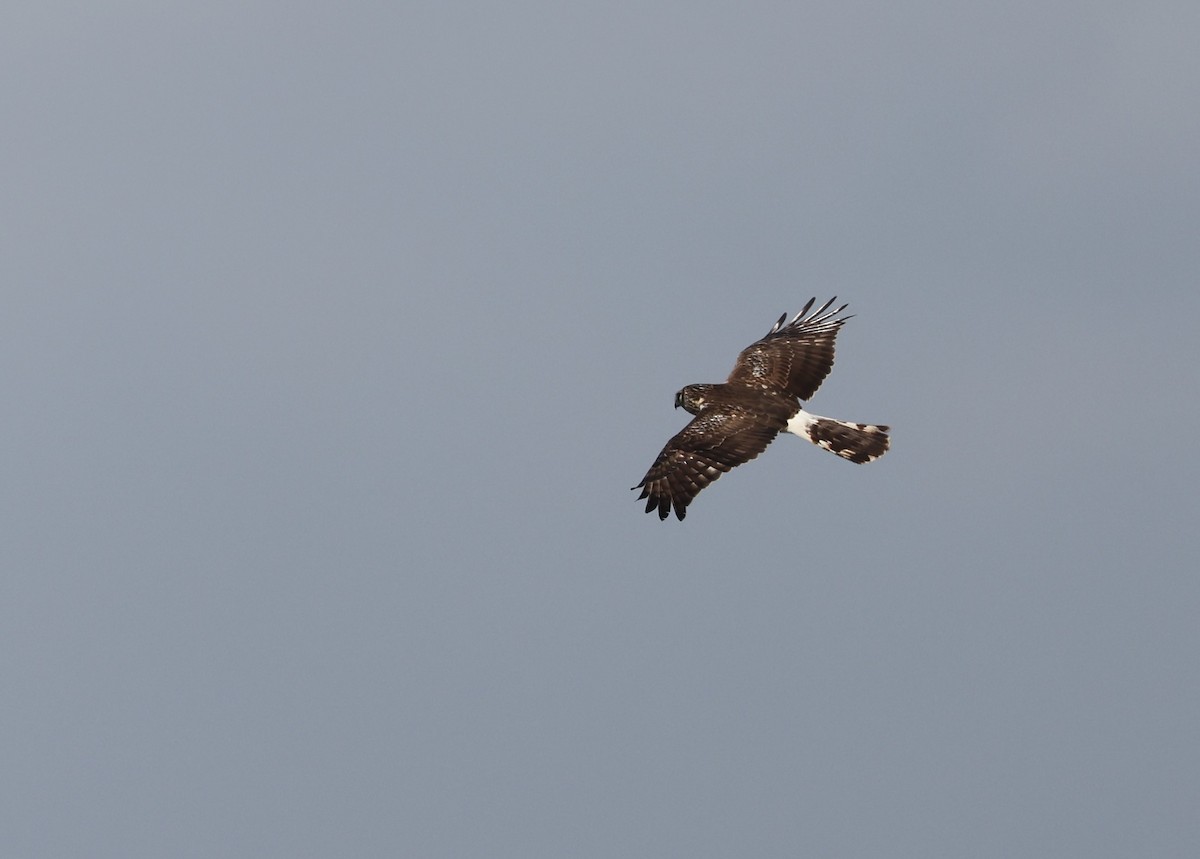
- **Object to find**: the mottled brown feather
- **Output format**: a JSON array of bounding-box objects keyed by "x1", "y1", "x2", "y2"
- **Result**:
[{"x1": 725, "y1": 298, "x2": 850, "y2": 401}]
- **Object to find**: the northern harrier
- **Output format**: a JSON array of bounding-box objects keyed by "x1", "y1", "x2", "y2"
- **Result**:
[{"x1": 633, "y1": 298, "x2": 889, "y2": 520}]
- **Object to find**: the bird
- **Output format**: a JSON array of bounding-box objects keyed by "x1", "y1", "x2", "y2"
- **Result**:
[{"x1": 633, "y1": 297, "x2": 889, "y2": 520}]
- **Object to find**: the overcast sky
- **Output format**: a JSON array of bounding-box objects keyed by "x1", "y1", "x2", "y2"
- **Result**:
[{"x1": 3, "y1": 3, "x2": 1198, "y2": 857}]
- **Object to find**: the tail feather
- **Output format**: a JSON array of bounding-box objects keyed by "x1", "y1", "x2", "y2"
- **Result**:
[{"x1": 786, "y1": 409, "x2": 890, "y2": 463}]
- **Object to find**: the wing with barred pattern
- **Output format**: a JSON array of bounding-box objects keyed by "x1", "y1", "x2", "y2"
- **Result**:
[
  {"x1": 633, "y1": 409, "x2": 781, "y2": 520},
  {"x1": 725, "y1": 297, "x2": 851, "y2": 401}
]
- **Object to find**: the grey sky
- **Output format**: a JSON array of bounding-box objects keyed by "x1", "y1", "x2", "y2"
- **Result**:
[{"x1": 3, "y1": 3, "x2": 1198, "y2": 857}]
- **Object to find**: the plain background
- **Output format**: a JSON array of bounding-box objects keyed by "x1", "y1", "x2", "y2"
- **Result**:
[{"x1": 4, "y1": 2, "x2": 1198, "y2": 857}]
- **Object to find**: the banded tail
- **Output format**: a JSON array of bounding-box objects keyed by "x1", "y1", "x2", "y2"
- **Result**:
[{"x1": 786, "y1": 409, "x2": 890, "y2": 464}]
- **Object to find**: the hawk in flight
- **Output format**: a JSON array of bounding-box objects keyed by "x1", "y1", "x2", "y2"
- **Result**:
[{"x1": 634, "y1": 297, "x2": 889, "y2": 520}]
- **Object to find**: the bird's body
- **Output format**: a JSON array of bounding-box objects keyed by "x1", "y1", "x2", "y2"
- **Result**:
[{"x1": 633, "y1": 298, "x2": 889, "y2": 520}]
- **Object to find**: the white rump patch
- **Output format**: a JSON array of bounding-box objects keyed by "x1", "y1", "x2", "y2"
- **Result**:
[{"x1": 785, "y1": 408, "x2": 820, "y2": 439}]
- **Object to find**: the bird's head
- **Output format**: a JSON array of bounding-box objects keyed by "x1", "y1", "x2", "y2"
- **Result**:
[{"x1": 674, "y1": 384, "x2": 711, "y2": 415}]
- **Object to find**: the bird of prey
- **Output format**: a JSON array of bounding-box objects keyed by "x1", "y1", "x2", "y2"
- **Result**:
[{"x1": 633, "y1": 297, "x2": 889, "y2": 520}]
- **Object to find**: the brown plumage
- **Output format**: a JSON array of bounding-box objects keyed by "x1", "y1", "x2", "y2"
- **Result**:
[{"x1": 633, "y1": 298, "x2": 890, "y2": 520}]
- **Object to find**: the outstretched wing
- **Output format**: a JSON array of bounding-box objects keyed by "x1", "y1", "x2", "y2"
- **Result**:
[
  {"x1": 726, "y1": 297, "x2": 850, "y2": 401},
  {"x1": 633, "y1": 408, "x2": 781, "y2": 521}
]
